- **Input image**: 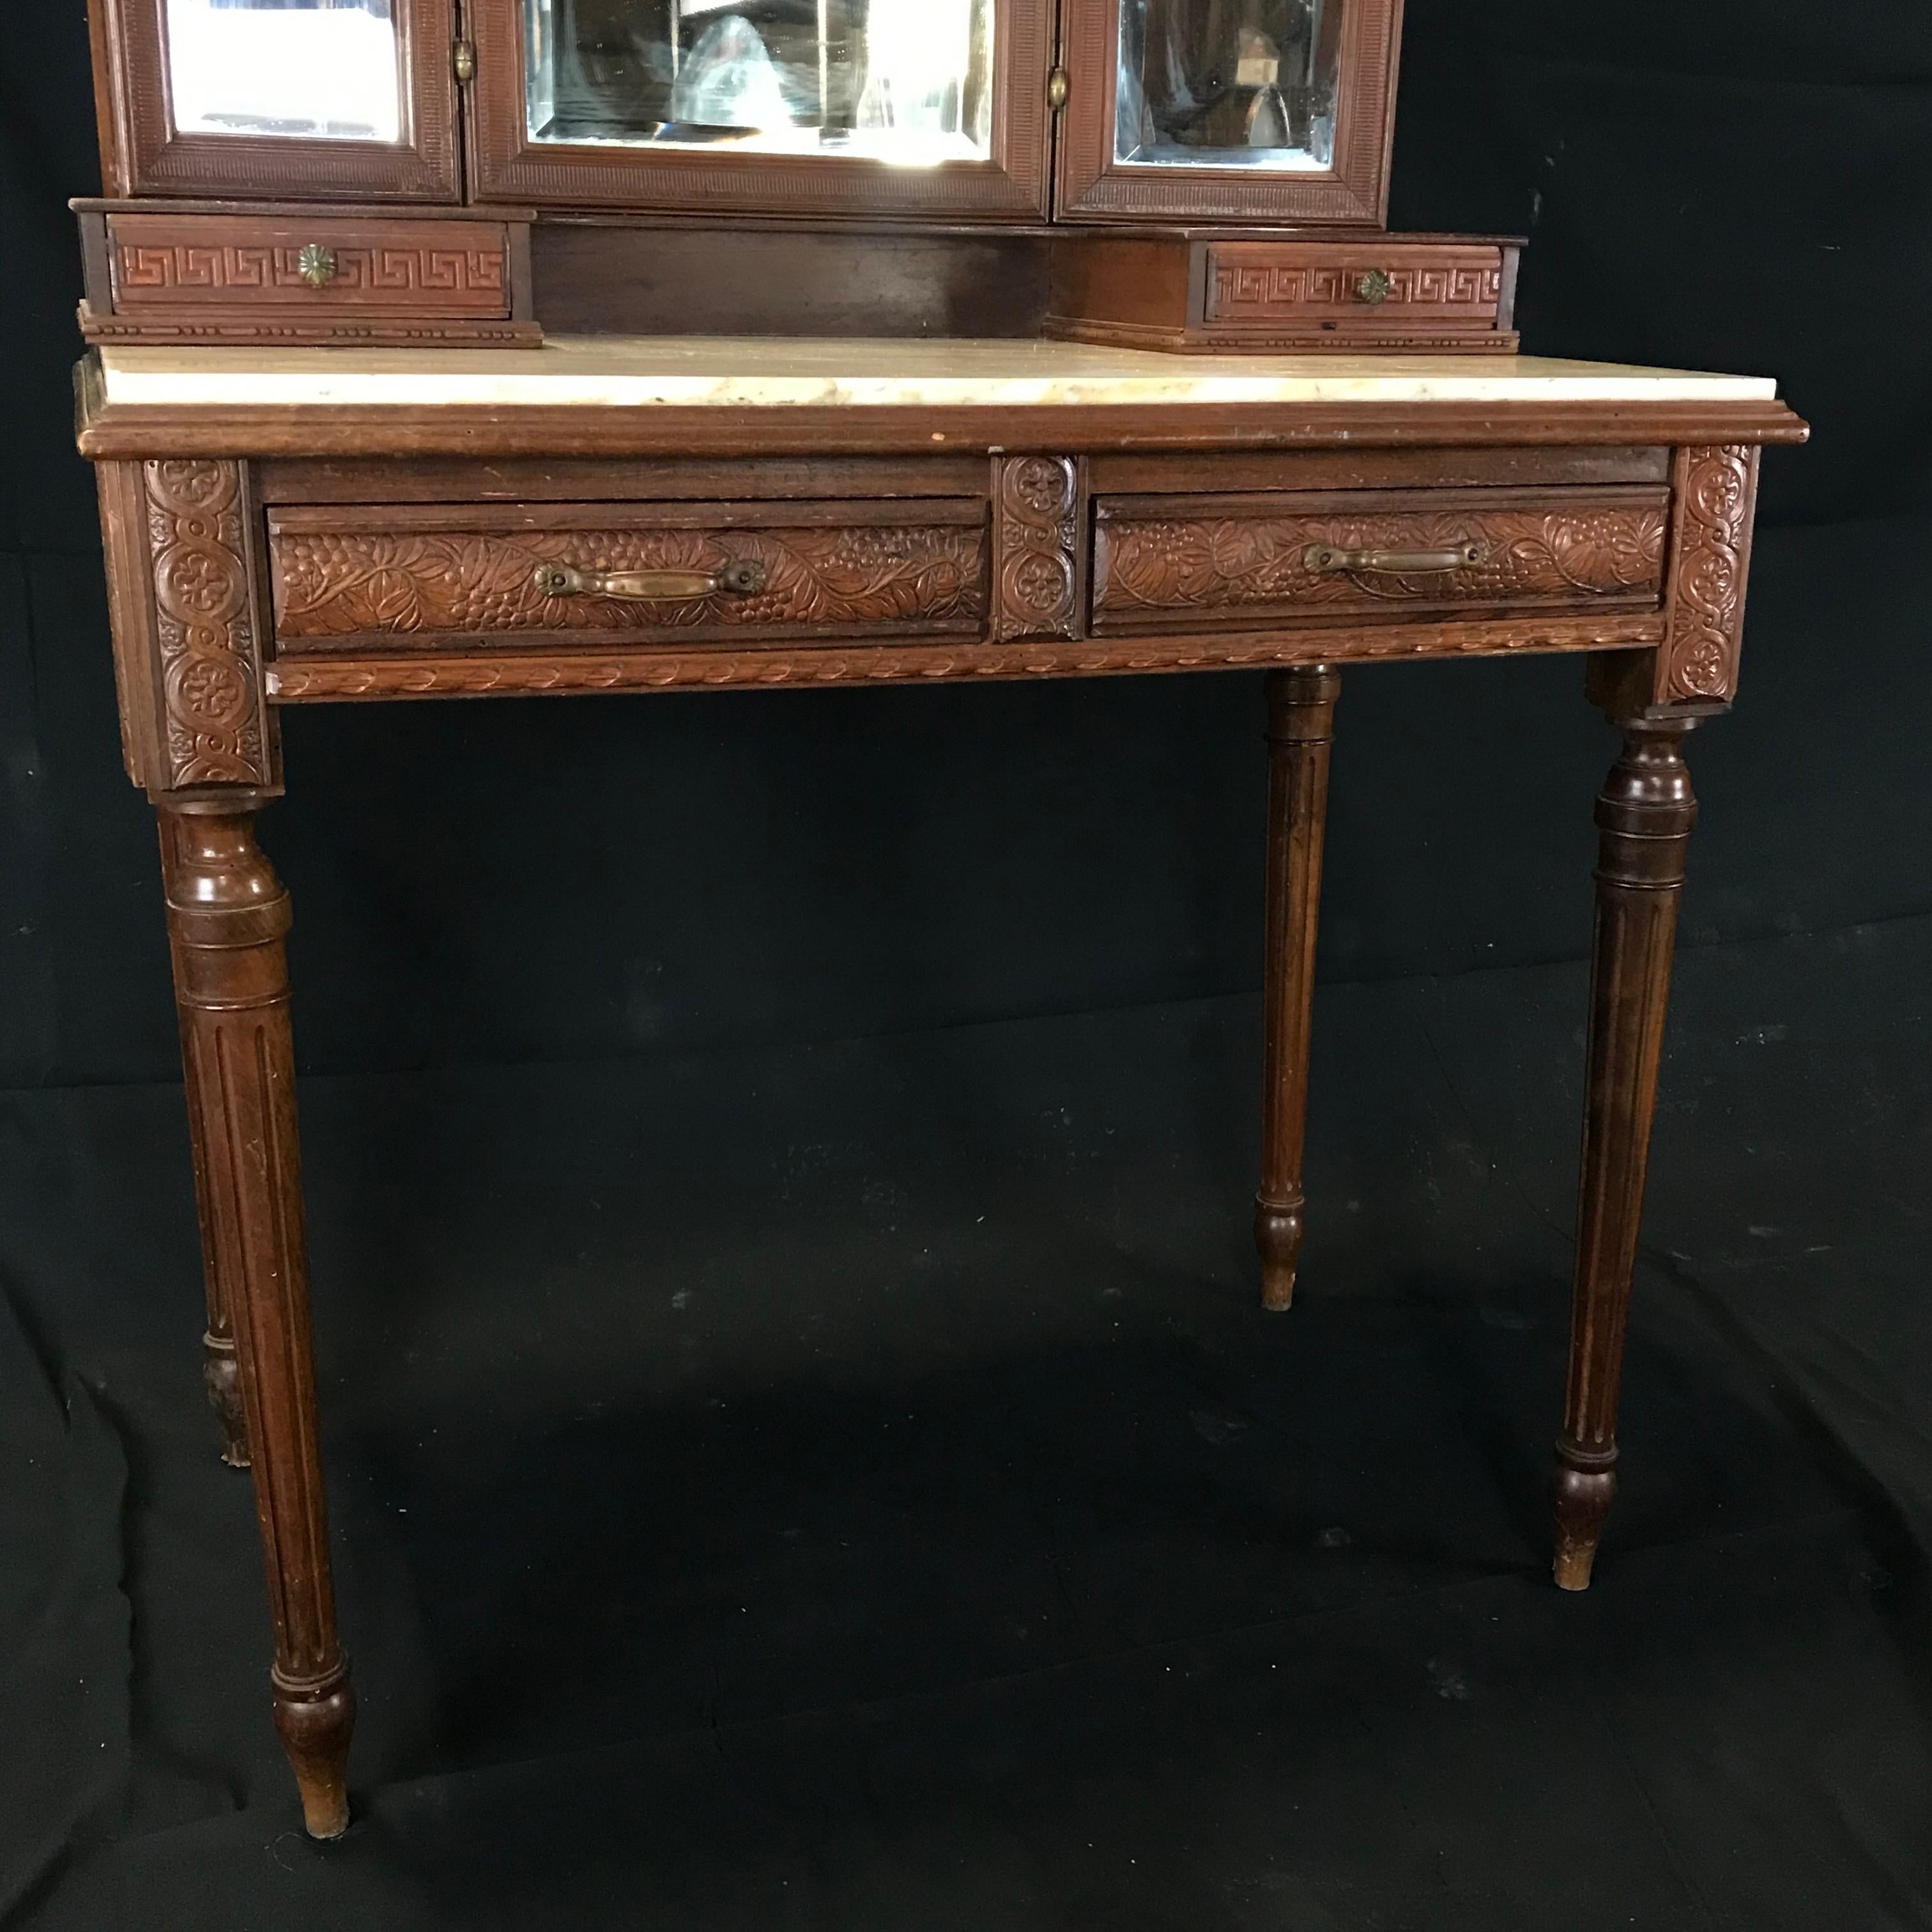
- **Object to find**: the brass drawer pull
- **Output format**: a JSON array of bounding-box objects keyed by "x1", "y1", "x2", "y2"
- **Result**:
[
  {"x1": 532, "y1": 560, "x2": 768, "y2": 602},
  {"x1": 295, "y1": 243, "x2": 339, "y2": 289},
  {"x1": 1305, "y1": 541, "x2": 1488, "y2": 575}
]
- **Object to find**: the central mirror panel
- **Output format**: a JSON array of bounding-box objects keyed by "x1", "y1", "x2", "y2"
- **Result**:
[
  {"x1": 525, "y1": 0, "x2": 997, "y2": 164},
  {"x1": 162, "y1": 0, "x2": 404, "y2": 143},
  {"x1": 1116, "y1": 0, "x2": 1341, "y2": 171}
]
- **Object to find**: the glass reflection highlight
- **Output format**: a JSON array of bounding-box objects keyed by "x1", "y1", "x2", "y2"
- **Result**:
[{"x1": 165, "y1": 0, "x2": 403, "y2": 143}]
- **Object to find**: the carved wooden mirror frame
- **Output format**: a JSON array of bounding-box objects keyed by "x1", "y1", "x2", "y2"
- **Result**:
[{"x1": 1054, "y1": 0, "x2": 1404, "y2": 225}]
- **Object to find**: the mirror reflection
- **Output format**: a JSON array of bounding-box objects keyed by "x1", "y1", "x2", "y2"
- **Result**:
[
  {"x1": 1117, "y1": 0, "x2": 1339, "y2": 171},
  {"x1": 525, "y1": 1, "x2": 995, "y2": 164},
  {"x1": 164, "y1": 0, "x2": 403, "y2": 142}
]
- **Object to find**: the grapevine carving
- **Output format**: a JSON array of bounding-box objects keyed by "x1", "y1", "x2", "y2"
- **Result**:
[
  {"x1": 144, "y1": 459, "x2": 272, "y2": 788},
  {"x1": 1094, "y1": 504, "x2": 1667, "y2": 629},
  {"x1": 992, "y1": 456, "x2": 1080, "y2": 641},
  {"x1": 272, "y1": 522, "x2": 986, "y2": 641},
  {"x1": 1662, "y1": 447, "x2": 1756, "y2": 702}
]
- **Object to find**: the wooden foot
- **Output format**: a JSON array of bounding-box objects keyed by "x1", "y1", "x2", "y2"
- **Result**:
[
  {"x1": 1553, "y1": 715, "x2": 1700, "y2": 1590},
  {"x1": 274, "y1": 1672, "x2": 356, "y2": 1841},
  {"x1": 162, "y1": 801, "x2": 355, "y2": 1836},
  {"x1": 1255, "y1": 666, "x2": 1340, "y2": 1313}
]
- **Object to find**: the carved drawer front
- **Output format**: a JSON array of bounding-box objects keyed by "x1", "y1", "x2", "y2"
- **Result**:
[
  {"x1": 105, "y1": 213, "x2": 515, "y2": 320},
  {"x1": 1204, "y1": 241, "x2": 1514, "y2": 344},
  {"x1": 268, "y1": 500, "x2": 990, "y2": 653},
  {"x1": 1091, "y1": 486, "x2": 1671, "y2": 636}
]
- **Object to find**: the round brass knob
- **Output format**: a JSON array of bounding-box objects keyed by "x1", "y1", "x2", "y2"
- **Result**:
[
  {"x1": 1353, "y1": 268, "x2": 1393, "y2": 307},
  {"x1": 295, "y1": 243, "x2": 339, "y2": 290}
]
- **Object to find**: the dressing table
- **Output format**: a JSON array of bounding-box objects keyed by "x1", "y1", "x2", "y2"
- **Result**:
[{"x1": 72, "y1": 0, "x2": 1805, "y2": 1841}]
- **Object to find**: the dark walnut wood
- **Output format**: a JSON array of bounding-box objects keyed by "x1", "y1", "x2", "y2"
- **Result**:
[
  {"x1": 76, "y1": 362, "x2": 1803, "y2": 1831},
  {"x1": 1047, "y1": 233, "x2": 1521, "y2": 353},
  {"x1": 132, "y1": 458, "x2": 280, "y2": 792},
  {"x1": 68, "y1": 0, "x2": 1811, "y2": 1838},
  {"x1": 990, "y1": 456, "x2": 1087, "y2": 641},
  {"x1": 266, "y1": 611, "x2": 1667, "y2": 703},
  {"x1": 159, "y1": 801, "x2": 355, "y2": 1836},
  {"x1": 1554, "y1": 710, "x2": 1701, "y2": 1591},
  {"x1": 267, "y1": 501, "x2": 990, "y2": 650},
  {"x1": 1092, "y1": 487, "x2": 1669, "y2": 633},
  {"x1": 533, "y1": 222, "x2": 1052, "y2": 343},
  {"x1": 1660, "y1": 446, "x2": 1760, "y2": 705},
  {"x1": 1056, "y1": 0, "x2": 1404, "y2": 227},
  {"x1": 76, "y1": 206, "x2": 542, "y2": 349},
  {"x1": 1256, "y1": 666, "x2": 1340, "y2": 1311},
  {"x1": 465, "y1": 0, "x2": 1055, "y2": 220},
  {"x1": 86, "y1": 0, "x2": 461, "y2": 203}
]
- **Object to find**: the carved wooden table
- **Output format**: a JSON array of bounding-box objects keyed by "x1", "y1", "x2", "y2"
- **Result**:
[{"x1": 75, "y1": 336, "x2": 1806, "y2": 1839}]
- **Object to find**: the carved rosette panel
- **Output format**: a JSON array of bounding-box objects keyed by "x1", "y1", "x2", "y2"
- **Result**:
[
  {"x1": 1094, "y1": 504, "x2": 1667, "y2": 631},
  {"x1": 1661, "y1": 447, "x2": 1758, "y2": 703},
  {"x1": 143, "y1": 460, "x2": 273, "y2": 788},
  {"x1": 272, "y1": 523, "x2": 987, "y2": 643},
  {"x1": 992, "y1": 457, "x2": 1082, "y2": 642}
]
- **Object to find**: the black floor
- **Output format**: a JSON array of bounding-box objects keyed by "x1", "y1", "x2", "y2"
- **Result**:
[{"x1": 3, "y1": 919, "x2": 1930, "y2": 1930}]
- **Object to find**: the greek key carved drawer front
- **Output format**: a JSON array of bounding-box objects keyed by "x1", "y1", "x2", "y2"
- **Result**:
[
  {"x1": 107, "y1": 214, "x2": 514, "y2": 317},
  {"x1": 1091, "y1": 487, "x2": 1671, "y2": 634},
  {"x1": 1204, "y1": 242, "x2": 1509, "y2": 334},
  {"x1": 267, "y1": 501, "x2": 990, "y2": 652}
]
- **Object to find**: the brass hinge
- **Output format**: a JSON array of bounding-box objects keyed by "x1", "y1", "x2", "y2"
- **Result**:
[
  {"x1": 453, "y1": 38, "x2": 476, "y2": 84},
  {"x1": 1047, "y1": 66, "x2": 1070, "y2": 112}
]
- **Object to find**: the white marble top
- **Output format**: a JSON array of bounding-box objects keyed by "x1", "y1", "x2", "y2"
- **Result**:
[{"x1": 93, "y1": 335, "x2": 1781, "y2": 413}]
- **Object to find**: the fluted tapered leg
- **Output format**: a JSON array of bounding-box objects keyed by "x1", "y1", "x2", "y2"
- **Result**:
[
  {"x1": 1554, "y1": 717, "x2": 1699, "y2": 1591},
  {"x1": 161, "y1": 801, "x2": 355, "y2": 1837},
  {"x1": 160, "y1": 825, "x2": 252, "y2": 1470},
  {"x1": 1255, "y1": 666, "x2": 1341, "y2": 1312}
]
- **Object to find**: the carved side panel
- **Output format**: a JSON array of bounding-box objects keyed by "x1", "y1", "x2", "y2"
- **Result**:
[
  {"x1": 992, "y1": 456, "x2": 1084, "y2": 643},
  {"x1": 143, "y1": 460, "x2": 277, "y2": 791},
  {"x1": 1659, "y1": 446, "x2": 1759, "y2": 705}
]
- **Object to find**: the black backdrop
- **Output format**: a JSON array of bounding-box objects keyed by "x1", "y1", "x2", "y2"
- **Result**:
[{"x1": 3, "y1": 4, "x2": 1932, "y2": 1929}]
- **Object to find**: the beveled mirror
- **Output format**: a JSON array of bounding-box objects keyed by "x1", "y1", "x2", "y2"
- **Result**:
[
  {"x1": 1057, "y1": 0, "x2": 1402, "y2": 224},
  {"x1": 89, "y1": 0, "x2": 461, "y2": 198}
]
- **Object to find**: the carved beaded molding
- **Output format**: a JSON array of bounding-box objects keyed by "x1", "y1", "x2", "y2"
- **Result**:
[
  {"x1": 1660, "y1": 446, "x2": 1758, "y2": 704},
  {"x1": 992, "y1": 456, "x2": 1083, "y2": 643},
  {"x1": 268, "y1": 613, "x2": 1665, "y2": 702},
  {"x1": 143, "y1": 459, "x2": 273, "y2": 788}
]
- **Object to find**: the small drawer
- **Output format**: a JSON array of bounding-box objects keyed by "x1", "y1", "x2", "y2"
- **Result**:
[
  {"x1": 1045, "y1": 233, "x2": 1519, "y2": 355},
  {"x1": 77, "y1": 206, "x2": 540, "y2": 346},
  {"x1": 1204, "y1": 241, "x2": 1512, "y2": 340},
  {"x1": 268, "y1": 500, "x2": 991, "y2": 653},
  {"x1": 1091, "y1": 487, "x2": 1670, "y2": 635},
  {"x1": 107, "y1": 213, "x2": 512, "y2": 316}
]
